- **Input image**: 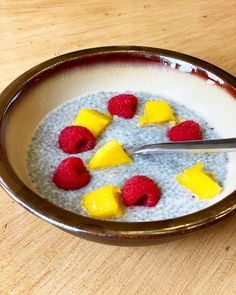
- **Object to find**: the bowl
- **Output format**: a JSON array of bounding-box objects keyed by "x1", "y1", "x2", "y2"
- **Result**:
[{"x1": 0, "y1": 46, "x2": 236, "y2": 246}]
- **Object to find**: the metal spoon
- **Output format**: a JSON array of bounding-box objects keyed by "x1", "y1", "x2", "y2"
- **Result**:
[{"x1": 132, "y1": 138, "x2": 236, "y2": 155}]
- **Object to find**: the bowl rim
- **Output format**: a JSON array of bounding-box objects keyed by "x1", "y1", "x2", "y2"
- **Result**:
[{"x1": 1, "y1": 45, "x2": 236, "y2": 242}]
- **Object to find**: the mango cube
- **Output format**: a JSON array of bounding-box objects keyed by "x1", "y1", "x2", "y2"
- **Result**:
[
  {"x1": 176, "y1": 162, "x2": 222, "y2": 200},
  {"x1": 139, "y1": 100, "x2": 177, "y2": 126},
  {"x1": 81, "y1": 184, "x2": 124, "y2": 218},
  {"x1": 88, "y1": 139, "x2": 132, "y2": 170},
  {"x1": 73, "y1": 109, "x2": 112, "y2": 137}
]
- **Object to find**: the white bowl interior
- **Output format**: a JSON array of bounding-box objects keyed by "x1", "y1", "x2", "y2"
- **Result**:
[{"x1": 5, "y1": 60, "x2": 236, "y2": 208}]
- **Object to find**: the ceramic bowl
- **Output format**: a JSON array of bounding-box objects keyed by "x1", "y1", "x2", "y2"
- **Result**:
[{"x1": 0, "y1": 46, "x2": 236, "y2": 246}]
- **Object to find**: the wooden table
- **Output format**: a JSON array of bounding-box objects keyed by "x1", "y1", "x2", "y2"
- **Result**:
[{"x1": 0, "y1": 1, "x2": 236, "y2": 294}]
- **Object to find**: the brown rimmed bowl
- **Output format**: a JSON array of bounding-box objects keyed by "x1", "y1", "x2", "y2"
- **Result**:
[{"x1": 1, "y1": 46, "x2": 236, "y2": 246}]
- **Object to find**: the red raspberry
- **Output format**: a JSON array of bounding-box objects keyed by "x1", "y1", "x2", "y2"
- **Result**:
[
  {"x1": 167, "y1": 120, "x2": 202, "y2": 142},
  {"x1": 107, "y1": 94, "x2": 138, "y2": 119},
  {"x1": 58, "y1": 126, "x2": 96, "y2": 154},
  {"x1": 122, "y1": 175, "x2": 161, "y2": 207},
  {"x1": 53, "y1": 157, "x2": 91, "y2": 190}
]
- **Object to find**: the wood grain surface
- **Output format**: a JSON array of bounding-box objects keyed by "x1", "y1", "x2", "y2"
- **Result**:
[{"x1": 0, "y1": 1, "x2": 236, "y2": 294}]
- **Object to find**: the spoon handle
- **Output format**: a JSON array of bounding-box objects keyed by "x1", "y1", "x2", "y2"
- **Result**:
[{"x1": 132, "y1": 138, "x2": 236, "y2": 155}]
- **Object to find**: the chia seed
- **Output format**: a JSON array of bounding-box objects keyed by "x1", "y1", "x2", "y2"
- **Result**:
[{"x1": 27, "y1": 91, "x2": 228, "y2": 221}]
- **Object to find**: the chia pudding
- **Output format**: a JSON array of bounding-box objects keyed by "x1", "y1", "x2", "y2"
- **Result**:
[{"x1": 27, "y1": 91, "x2": 228, "y2": 221}]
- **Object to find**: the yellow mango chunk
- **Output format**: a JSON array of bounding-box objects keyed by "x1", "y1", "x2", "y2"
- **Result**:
[
  {"x1": 81, "y1": 184, "x2": 124, "y2": 218},
  {"x1": 139, "y1": 100, "x2": 177, "y2": 126},
  {"x1": 88, "y1": 139, "x2": 132, "y2": 170},
  {"x1": 176, "y1": 162, "x2": 222, "y2": 200},
  {"x1": 73, "y1": 109, "x2": 112, "y2": 137}
]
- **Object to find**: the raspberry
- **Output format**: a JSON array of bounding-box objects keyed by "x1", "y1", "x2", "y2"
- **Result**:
[
  {"x1": 107, "y1": 94, "x2": 138, "y2": 119},
  {"x1": 167, "y1": 120, "x2": 202, "y2": 142},
  {"x1": 58, "y1": 126, "x2": 96, "y2": 154},
  {"x1": 53, "y1": 157, "x2": 91, "y2": 190},
  {"x1": 122, "y1": 175, "x2": 161, "y2": 207}
]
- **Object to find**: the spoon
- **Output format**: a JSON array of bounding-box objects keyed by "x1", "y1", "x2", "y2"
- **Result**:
[{"x1": 132, "y1": 138, "x2": 236, "y2": 155}]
